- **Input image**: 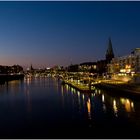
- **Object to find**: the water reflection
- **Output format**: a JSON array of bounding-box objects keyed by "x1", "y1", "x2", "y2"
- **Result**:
[
  {"x1": 131, "y1": 102, "x2": 134, "y2": 110},
  {"x1": 0, "y1": 77, "x2": 139, "y2": 138},
  {"x1": 25, "y1": 77, "x2": 32, "y2": 85},
  {"x1": 102, "y1": 94, "x2": 105, "y2": 103},
  {"x1": 95, "y1": 89, "x2": 97, "y2": 94},
  {"x1": 25, "y1": 87, "x2": 32, "y2": 112},
  {"x1": 98, "y1": 89, "x2": 101, "y2": 94},
  {"x1": 103, "y1": 104, "x2": 106, "y2": 112},
  {"x1": 77, "y1": 91, "x2": 81, "y2": 112},
  {"x1": 87, "y1": 98, "x2": 91, "y2": 120},
  {"x1": 61, "y1": 85, "x2": 64, "y2": 108},
  {"x1": 5, "y1": 80, "x2": 24, "y2": 96},
  {"x1": 113, "y1": 99, "x2": 118, "y2": 117},
  {"x1": 24, "y1": 78, "x2": 32, "y2": 112},
  {"x1": 82, "y1": 94, "x2": 85, "y2": 100},
  {"x1": 66, "y1": 84, "x2": 69, "y2": 91},
  {"x1": 120, "y1": 98, "x2": 135, "y2": 113},
  {"x1": 63, "y1": 83, "x2": 137, "y2": 122}
]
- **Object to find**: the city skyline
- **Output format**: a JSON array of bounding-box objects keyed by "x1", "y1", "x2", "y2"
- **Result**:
[{"x1": 0, "y1": 1, "x2": 140, "y2": 68}]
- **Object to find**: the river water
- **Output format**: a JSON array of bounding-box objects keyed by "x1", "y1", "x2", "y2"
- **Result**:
[{"x1": 0, "y1": 77, "x2": 140, "y2": 138}]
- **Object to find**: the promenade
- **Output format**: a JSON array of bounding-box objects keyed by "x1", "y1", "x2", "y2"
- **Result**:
[
  {"x1": 62, "y1": 80, "x2": 95, "y2": 93},
  {"x1": 95, "y1": 79, "x2": 140, "y2": 96},
  {"x1": 62, "y1": 78, "x2": 140, "y2": 96}
]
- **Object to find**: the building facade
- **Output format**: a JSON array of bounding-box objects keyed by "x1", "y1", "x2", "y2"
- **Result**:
[{"x1": 108, "y1": 48, "x2": 140, "y2": 82}]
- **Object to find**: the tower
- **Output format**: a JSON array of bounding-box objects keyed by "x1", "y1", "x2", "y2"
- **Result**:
[
  {"x1": 30, "y1": 64, "x2": 34, "y2": 71},
  {"x1": 106, "y1": 38, "x2": 114, "y2": 63}
]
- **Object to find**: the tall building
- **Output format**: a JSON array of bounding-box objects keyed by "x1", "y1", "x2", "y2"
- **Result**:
[
  {"x1": 108, "y1": 48, "x2": 140, "y2": 74},
  {"x1": 106, "y1": 38, "x2": 114, "y2": 63}
]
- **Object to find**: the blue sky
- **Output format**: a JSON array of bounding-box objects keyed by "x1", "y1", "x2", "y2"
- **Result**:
[{"x1": 0, "y1": 1, "x2": 140, "y2": 68}]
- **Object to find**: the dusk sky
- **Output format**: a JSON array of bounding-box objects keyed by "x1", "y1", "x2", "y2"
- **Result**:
[{"x1": 0, "y1": 1, "x2": 140, "y2": 68}]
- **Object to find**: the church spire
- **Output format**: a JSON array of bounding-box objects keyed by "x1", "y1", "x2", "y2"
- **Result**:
[
  {"x1": 106, "y1": 37, "x2": 114, "y2": 63},
  {"x1": 30, "y1": 63, "x2": 34, "y2": 71}
]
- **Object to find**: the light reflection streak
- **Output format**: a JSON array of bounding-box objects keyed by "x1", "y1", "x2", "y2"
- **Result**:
[
  {"x1": 25, "y1": 84, "x2": 32, "y2": 112},
  {"x1": 77, "y1": 91, "x2": 81, "y2": 111},
  {"x1": 61, "y1": 86, "x2": 64, "y2": 107},
  {"x1": 25, "y1": 77, "x2": 34, "y2": 112},
  {"x1": 82, "y1": 94, "x2": 85, "y2": 100},
  {"x1": 125, "y1": 100, "x2": 131, "y2": 113},
  {"x1": 77, "y1": 91, "x2": 80, "y2": 97},
  {"x1": 95, "y1": 89, "x2": 97, "y2": 94},
  {"x1": 102, "y1": 94, "x2": 105, "y2": 103},
  {"x1": 120, "y1": 98, "x2": 135, "y2": 112},
  {"x1": 61, "y1": 86, "x2": 64, "y2": 97},
  {"x1": 26, "y1": 77, "x2": 32, "y2": 86},
  {"x1": 66, "y1": 84, "x2": 69, "y2": 91},
  {"x1": 103, "y1": 104, "x2": 106, "y2": 112},
  {"x1": 113, "y1": 99, "x2": 118, "y2": 117},
  {"x1": 73, "y1": 88, "x2": 76, "y2": 94},
  {"x1": 87, "y1": 98, "x2": 91, "y2": 120},
  {"x1": 81, "y1": 93, "x2": 86, "y2": 110},
  {"x1": 101, "y1": 94, "x2": 106, "y2": 112},
  {"x1": 131, "y1": 102, "x2": 134, "y2": 108}
]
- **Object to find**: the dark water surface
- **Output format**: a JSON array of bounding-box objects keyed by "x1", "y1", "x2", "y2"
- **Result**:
[{"x1": 0, "y1": 77, "x2": 140, "y2": 138}]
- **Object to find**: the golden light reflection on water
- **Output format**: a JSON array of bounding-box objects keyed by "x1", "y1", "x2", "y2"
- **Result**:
[
  {"x1": 71, "y1": 87, "x2": 74, "y2": 93},
  {"x1": 77, "y1": 91, "x2": 80, "y2": 97},
  {"x1": 87, "y1": 98, "x2": 91, "y2": 120},
  {"x1": 120, "y1": 98, "x2": 135, "y2": 112},
  {"x1": 113, "y1": 99, "x2": 118, "y2": 117},
  {"x1": 61, "y1": 82, "x2": 136, "y2": 122},
  {"x1": 71, "y1": 87, "x2": 76, "y2": 94},
  {"x1": 26, "y1": 77, "x2": 32, "y2": 85},
  {"x1": 95, "y1": 89, "x2": 97, "y2": 94},
  {"x1": 131, "y1": 102, "x2": 134, "y2": 108},
  {"x1": 102, "y1": 94, "x2": 106, "y2": 112},
  {"x1": 61, "y1": 86, "x2": 64, "y2": 107},
  {"x1": 82, "y1": 94, "x2": 85, "y2": 100},
  {"x1": 61, "y1": 86, "x2": 64, "y2": 96}
]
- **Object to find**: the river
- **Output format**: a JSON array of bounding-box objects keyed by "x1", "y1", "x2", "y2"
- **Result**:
[{"x1": 0, "y1": 77, "x2": 140, "y2": 138}]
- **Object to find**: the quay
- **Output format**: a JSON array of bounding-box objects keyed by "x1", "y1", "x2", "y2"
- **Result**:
[
  {"x1": 95, "y1": 80, "x2": 140, "y2": 97},
  {"x1": 0, "y1": 74, "x2": 24, "y2": 84},
  {"x1": 62, "y1": 80, "x2": 95, "y2": 93},
  {"x1": 61, "y1": 76, "x2": 140, "y2": 96}
]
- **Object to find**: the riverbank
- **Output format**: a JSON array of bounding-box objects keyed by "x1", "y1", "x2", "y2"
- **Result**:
[
  {"x1": 0, "y1": 74, "x2": 24, "y2": 84},
  {"x1": 62, "y1": 80, "x2": 95, "y2": 93},
  {"x1": 95, "y1": 82, "x2": 140, "y2": 97}
]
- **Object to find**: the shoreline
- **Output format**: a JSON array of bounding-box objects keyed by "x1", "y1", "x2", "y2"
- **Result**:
[
  {"x1": 95, "y1": 82, "x2": 140, "y2": 97},
  {"x1": 0, "y1": 74, "x2": 24, "y2": 84},
  {"x1": 62, "y1": 80, "x2": 95, "y2": 93},
  {"x1": 62, "y1": 78, "x2": 140, "y2": 97}
]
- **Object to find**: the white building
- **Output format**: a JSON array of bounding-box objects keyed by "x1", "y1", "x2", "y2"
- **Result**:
[{"x1": 108, "y1": 48, "x2": 140, "y2": 83}]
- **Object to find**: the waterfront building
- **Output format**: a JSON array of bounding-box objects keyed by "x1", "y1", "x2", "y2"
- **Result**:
[
  {"x1": 0, "y1": 65, "x2": 23, "y2": 74},
  {"x1": 108, "y1": 48, "x2": 140, "y2": 82},
  {"x1": 67, "y1": 64, "x2": 79, "y2": 72},
  {"x1": 96, "y1": 59, "x2": 107, "y2": 75},
  {"x1": 79, "y1": 62, "x2": 97, "y2": 73}
]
